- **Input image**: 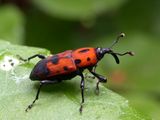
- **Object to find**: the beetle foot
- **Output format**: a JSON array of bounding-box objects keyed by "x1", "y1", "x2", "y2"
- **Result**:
[
  {"x1": 16, "y1": 55, "x2": 28, "y2": 62},
  {"x1": 79, "y1": 103, "x2": 84, "y2": 114},
  {"x1": 95, "y1": 88, "x2": 99, "y2": 95},
  {"x1": 25, "y1": 104, "x2": 33, "y2": 112}
]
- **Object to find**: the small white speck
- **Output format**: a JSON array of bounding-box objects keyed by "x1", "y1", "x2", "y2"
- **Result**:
[
  {"x1": 12, "y1": 73, "x2": 29, "y2": 83},
  {"x1": 0, "y1": 56, "x2": 19, "y2": 71}
]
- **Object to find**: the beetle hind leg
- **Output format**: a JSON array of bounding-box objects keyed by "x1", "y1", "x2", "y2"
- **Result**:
[
  {"x1": 25, "y1": 80, "x2": 60, "y2": 112},
  {"x1": 25, "y1": 83, "x2": 43, "y2": 112},
  {"x1": 17, "y1": 54, "x2": 46, "y2": 62}
]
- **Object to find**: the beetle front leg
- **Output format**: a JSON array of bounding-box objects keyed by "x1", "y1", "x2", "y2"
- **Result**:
[
  {"x1": 88, "y1": 68, "x2": 107, "y2": 95},
  {"x1": 25, "y1": 80, "x2": 60, "y2": 112},
  {"x1": 79, "y1": 73, "x2": 85, "y2": 114}
]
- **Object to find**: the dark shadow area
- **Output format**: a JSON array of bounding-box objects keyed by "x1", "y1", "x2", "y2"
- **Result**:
[
  {"x1": 32, "y1": 79, "x2": 81, "y2": 103},
  {"x1": 33, "y1": 80, "x2": 79, "y2": 93}
]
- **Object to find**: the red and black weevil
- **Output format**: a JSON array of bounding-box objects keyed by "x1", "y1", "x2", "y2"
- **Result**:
[{"x1": 20, "y1": 33, "x2": 134, "y2": 113}]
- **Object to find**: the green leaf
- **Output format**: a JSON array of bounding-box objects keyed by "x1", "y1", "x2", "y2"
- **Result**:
[
  {"x1": 0, "y1": 40, "x2": 149, "y2": 120},
  {"x1": 0, "y1": 5, "x2": 24, "y2": 44},
  {"x1": 32, "y1": 0, "x2": 126, "y2": 20}
]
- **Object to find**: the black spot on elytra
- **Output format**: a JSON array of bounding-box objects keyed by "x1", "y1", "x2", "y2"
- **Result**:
[
  {"x1": 63, "y1": 66, "x2": 69, "y2": 71},
  {"x1": 79, "y1": 49, "x2": 89, "y2": 53},
  {"x1": 87, "y1": 57, "x2": 91, "y2": 61},
  {"x1": 51, "y1": 55, "x2": 59, "y2": 64},
  {"x1": 75, "y1": 59, "x2": 81, "y2": 64}
]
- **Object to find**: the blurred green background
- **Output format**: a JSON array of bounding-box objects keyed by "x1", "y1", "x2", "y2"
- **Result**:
[{"x1": 0, "y1": 0, "x2": 159, "y2": 119}]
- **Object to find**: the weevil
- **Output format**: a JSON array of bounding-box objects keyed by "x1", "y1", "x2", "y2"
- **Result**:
[{"x1": 20, "y1": 33, "x2": 134, "y2": 113}]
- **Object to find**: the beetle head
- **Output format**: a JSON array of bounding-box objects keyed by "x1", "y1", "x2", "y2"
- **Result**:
[{"x1": 96, "y1": 33, "x2": 134, "y2": 64}]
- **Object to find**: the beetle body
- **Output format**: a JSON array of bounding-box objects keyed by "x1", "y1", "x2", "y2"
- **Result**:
[
  {"x1": 30, "y1": 47, "x2": 98, "y2": 81},
  {"x1": 23, "y1": 33, "x2": 134, "y2": 112}
]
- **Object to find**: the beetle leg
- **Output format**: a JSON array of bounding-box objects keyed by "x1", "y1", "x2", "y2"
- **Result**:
[
  {"x1": 17, "y1": 54, "x2": 45, "y2": 62},
  {"x1": 84, "y1": 65, "x2": 97, "y2": 79},
  {"x1": 88, "y1": 68, "x2": 107, "y2": 95},
  {"x1": 25, "y1": 80, "x2": 60, "y2": 112},
  {"x1": 95, "y1": 80, "x2": 100, "y2": 95},
  {"x1": 93, "y1": 64, "x2": 97, "y2": 72},
  {"x1": 79, "y1": 73, "x2": 85, "y2": 114}
]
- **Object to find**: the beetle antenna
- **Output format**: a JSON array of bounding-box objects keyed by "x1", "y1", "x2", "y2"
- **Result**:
[
  {"x1": 109, "y1": 33, "x2": 125, "y2": 49},
  {"x1": 115, "y1": 51, "x2": 135, "y2": 56}
]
